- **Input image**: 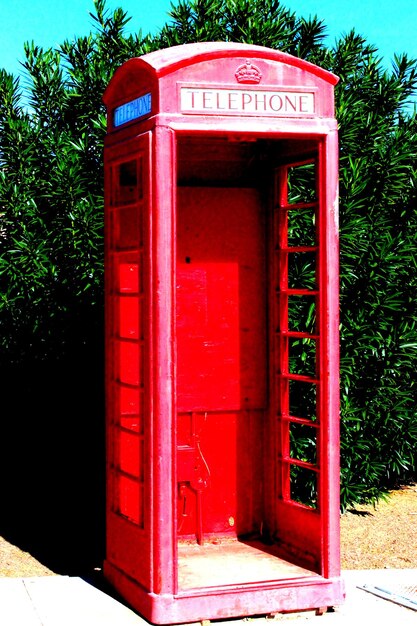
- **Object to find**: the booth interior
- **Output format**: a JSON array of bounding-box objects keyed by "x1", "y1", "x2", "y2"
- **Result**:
[{"x1": 174, "y1": 133, "x2": 321, "y2": 590}]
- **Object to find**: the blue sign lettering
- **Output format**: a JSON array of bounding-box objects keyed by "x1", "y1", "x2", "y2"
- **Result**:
[{"x1": 114, "y1": 93, "x2": 152, "y2": 127}]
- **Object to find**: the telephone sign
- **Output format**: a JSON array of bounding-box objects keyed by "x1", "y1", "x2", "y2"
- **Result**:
[
  {"x1": 180, "y1": 87, "x2": 315, "y2": 115},
  {"x1": 114, "y1": 92, "x2": 152, "y2": 127}
]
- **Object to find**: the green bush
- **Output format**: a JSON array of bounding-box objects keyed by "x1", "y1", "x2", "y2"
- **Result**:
[
  {"x1": 335, "y1": 40, "x2": 417, "y2": 506},
  {"x1": 0, "y1": 0, "x2": 416, "y2": 511}
]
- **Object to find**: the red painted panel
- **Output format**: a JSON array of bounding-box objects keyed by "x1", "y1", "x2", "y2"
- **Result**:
[
  {"x1": 119, "y1": 385, "x2": 143, "y2": 433},
  {"x1": 118, "y1": 261, "x2": 140, "y2": 293},
  {"x1": 177, "y1": 410, "x2": 263, "y2": 540},
  {"x1": 118, "y1": 475, "x2": 143, "y2": 525},
  {"x1": 176, "y1": 187, "x2": 267, "y2": 541},
  {"x1": 119, "y1": 430, "x2": 143, "y2": 478},
  {"x1": 119, "y1": 384, "x2": 141, "y2": 415},
  {"x1": 118, "y1": 341, "x2": 142, "y2": 386},
  {"x1": 176, "y1": 187, "x2": 266, "y2": 412},
  {"x1": 116, "y1": 206, "x2": 142, "y2": 248},
  {"x1": 119, "y1": 414, "x2": 143, "y2": 433},
  {"x1": 106, "y1": 508, "x2": 149, "y2": 585},
  {"x1": 176, "y1": 263, "x2": 240, "y2": 411},
  {"x1": 119, "y1": 296, "x2": 142, "y2": 339}
]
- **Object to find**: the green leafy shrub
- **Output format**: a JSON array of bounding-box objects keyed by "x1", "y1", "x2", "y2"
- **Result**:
[{"x1": 0, "y1": 0, "x2": 416, "y2": 513}]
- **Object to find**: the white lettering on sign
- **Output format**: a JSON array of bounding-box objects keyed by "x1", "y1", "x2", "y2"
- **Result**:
[
  {"x1": 114, "y1": 93, "x2": 152, "y2": 127},
  {"x1": 180, "y1": 87, "x2": 314, "y2": 116}
]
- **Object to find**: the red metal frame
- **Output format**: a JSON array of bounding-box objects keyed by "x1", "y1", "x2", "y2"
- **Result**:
[{"x1": 103, "y1": 42, "x2": 343, "y2": 623}]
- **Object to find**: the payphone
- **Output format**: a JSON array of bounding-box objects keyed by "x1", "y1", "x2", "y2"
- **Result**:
[{"x1": 103, "y1": 42, "x2": 343, "y2": 623}]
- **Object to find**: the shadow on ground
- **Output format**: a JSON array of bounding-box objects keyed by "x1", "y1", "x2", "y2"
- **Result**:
[{"x1": 0, "y1": 341, "x2": 106, "y2": 578}]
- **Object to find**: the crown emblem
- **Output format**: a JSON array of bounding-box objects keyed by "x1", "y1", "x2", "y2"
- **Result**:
[{"x1": 235, "y1": 60, "x2": 262, "y2": 84}]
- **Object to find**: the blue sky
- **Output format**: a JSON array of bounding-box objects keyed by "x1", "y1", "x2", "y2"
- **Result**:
[{"x1": 1, "y1": 0, "x2": 415, "y2": 77}]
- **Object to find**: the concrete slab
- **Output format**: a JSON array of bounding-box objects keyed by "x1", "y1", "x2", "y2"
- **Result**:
[
  {"x1": 0, "y1": 576, "x2": 148, "y2": 626},
  {"x1": 0, "y1": 578, "x2": 42, "y2": 626},
  {"x1": 0, "y1": 570, "x2": 415, "y2": 625}
]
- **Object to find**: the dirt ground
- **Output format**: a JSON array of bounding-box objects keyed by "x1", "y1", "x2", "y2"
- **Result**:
[
  {"x1": 0, "y1": 484, "x2": 416, "y2": 577},
  {"x1": 340, "y1": 482, "x2": 417, "y2": 570}
]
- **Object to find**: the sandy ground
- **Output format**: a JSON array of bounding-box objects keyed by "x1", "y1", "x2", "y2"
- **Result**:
[
  {"x1": 0, "y1": 484, "x2": 416, "y2": 577},
  {"x1": 340, "y1": 483, "x2": 417, "y2": 570}
]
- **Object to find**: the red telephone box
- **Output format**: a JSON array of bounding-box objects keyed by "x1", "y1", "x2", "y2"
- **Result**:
[{"x1": 102, "y1": 42, "x2": 344, "y2": 623}]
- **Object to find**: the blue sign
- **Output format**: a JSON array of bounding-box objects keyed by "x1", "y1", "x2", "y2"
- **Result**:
[{"x1": 114, "y1": 93, "x2": 152, "y2": 127}]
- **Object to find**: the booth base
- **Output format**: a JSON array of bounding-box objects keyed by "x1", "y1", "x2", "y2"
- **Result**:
[
  {"x1": 177, "y1": 539, "x2": 315, "y2": 589},
  {"x1": 104, "y1": 547, "x2": 346, "y2": 625}
]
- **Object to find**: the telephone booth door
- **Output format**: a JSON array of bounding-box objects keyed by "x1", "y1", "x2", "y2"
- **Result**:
[
  {"x1": 103, "y1": 42, "x2": 344, "y2": 624},
  {"x1": 104, "y1": 132, "x2": 152, "y2": 590}
]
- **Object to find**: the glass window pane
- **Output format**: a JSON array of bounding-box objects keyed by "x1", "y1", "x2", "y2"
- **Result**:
[
  {"x1": 289, "y1": 379, "x2": 317, "y2": 421},
  {"x1": 290, "y1": 423, "x2": 317, "y2": 465},
  {"x1": 287, "y1": 162, "x2": 316, "y2": 204},
  {"x1": 289, "y1": 337, "x2": 316, "y2": 378},
  {"x1": 290, "y1": 465, "x2": 317, "y2": 508},
  {"x1": 288, "y1": 251, "x2": 316, "y2": 290},
  {"x1": 287, "y1": 207, "x2": 316, "y2": 247},
  {"x1": 287, "y1": 295, "x2": 316, "y2": 334}
]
